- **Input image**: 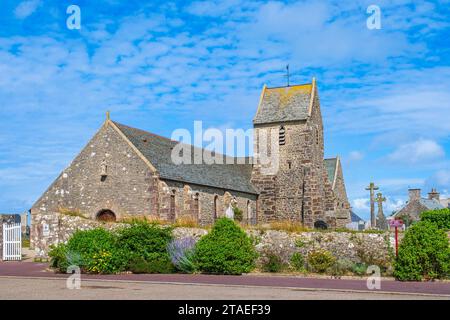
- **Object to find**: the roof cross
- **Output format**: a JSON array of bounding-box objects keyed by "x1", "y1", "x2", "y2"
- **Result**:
[{"x1": 285, "y1": 64, "x2": 290, "y2": 87}]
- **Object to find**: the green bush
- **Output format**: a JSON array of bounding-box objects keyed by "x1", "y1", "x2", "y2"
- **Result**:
[
  {"x1": 49, "y1": 222, "x2": 176, "y2": 274},
  {"x1": 307, "y1": 249, "x2": 336, "y2": 273},
  {"x1": 116, "y1": 222, "x2": 173, "y2": 265},
  {"x1": 194, "y1": 218, "x2": 258, "y2": 275},
  {"x1": 66, "y1": 228, "x2": 122, "y2": 274},
  {"x1": 330, "y1": 258, "x2": 353, "y2": 277},
  {"x1": 420, "y1": 208, "x2": 450, "y2": 230},
  {"x1": 48, "y1": 243, "x2": 70, "y2": 272},
  {"x1": 128, "y1": 257, "x2": 175, "y2": 274},
  {"x1": 290, "y1": 252, "x2": 305, "y2": 272},
  {"x1": 262, "y1": 253, "x2": 287, "y2": 273},
  {"x1": 351, "y1": 263, "x2": 368, "y2": 276},
  {"x1": 233, "y1": 206, "x2": 243, "y2": 222},
  {"x1": 394, "y1": 221, "x2": 450, "y2": 281}
]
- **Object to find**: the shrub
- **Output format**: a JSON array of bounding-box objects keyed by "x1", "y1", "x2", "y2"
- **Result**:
[
  {"x1": 261, "y1": 253, "x2": 287, "y2": 273},
  {"x1": 233, "y1": 206, "x2": 243, "y2": 222},
  {"x1": 420, "y1": 208, "x2": 450, "y2": 230},
  {"x1": 167, "y1": 237, "x2": 197, "y2": 273},
  {"x1": 65, "y1": 228, "x2": 122, "y2": 274},
  {"x1": 116, "y1": 221, "x2": 173, "y2": 266},
  {"x1": 49, "y1": 223, "x2": 176, "y2": 274},
  {"x1": 290, "y1": 252, "x2": 305, "y2": 272},
  {"x1": 128, "y1": 257, "x2": 175, "y2": 274},
  {"x1": 330, "y1": 258, "x2": 353, "y2": 277},
  {"x1": 351, "y1": 263, "x2": 368, "y2": 276},
  {"x1": 48, "y1": 243, "x2": 70, "y2": 272},
  {"x1": 307, "y1": 249, "x2": 336, "y2": 273},
  {"x1": 194, "y1": 218, "x2": 258, "y2": 275},
  {"x1": 394, "y1": 221, "x2": 450, "y2": 281}
]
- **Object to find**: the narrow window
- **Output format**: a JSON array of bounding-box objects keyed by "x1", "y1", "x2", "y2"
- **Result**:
[
  {"x1": 279, "y1": 126, "x2": 286, "y2": 145},
  {"x1": 247, "y1": 200, "x2": 252, "y2": 224},
  {"x1": 170, "y1": 190, "x2": 176, "y2": 222},
  {"x1": 287, "y1": 160, "x2": 292, "y2": 169},
  {"x1": 194, "y1": 193, "x2": 200, "y2": 220},
  {"x1": 213, "y1": 195, "x2": 219, "y2": 220}
]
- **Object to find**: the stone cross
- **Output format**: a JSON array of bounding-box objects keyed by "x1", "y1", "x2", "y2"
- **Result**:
[
  {"x1": 376, "y1": 192, "x2": 386, "y2": 216},
  {"x1": 376, "y1": 192, "x2": 388, "y2": 230},
  {"x1": 365, "y1": 182, "x2": 379, "y2": 228}
]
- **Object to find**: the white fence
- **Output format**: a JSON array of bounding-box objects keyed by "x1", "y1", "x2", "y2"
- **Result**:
[{"x1": 2, "y1": 223, "x2": 22, "y2": 261}]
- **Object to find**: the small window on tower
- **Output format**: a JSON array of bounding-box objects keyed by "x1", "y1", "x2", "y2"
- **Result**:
[
  {"x1": 287, "y1": 161, "x2": 292, "y2": 169},
  {"x1": 279, "y1": 126, "x2": 286, "y2": 145}
]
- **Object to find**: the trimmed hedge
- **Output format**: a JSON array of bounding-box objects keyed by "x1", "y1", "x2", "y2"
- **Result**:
[
  {"x1": 394, "y1": 221, "x2": 450, "y2": 281},
  {"x1": 420, "y1": 208, "x2": 450, "y2": 230},
  {"x1": 193, "y1": 218, "x2": 258, "y2": 275}
]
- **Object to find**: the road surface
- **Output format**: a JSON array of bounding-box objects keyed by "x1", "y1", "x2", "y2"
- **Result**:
[{"x1": 0, "y1": 261, "x2": 449, "y2": 300}]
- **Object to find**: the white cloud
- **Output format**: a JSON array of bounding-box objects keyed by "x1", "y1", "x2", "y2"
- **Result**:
[
  {"x1": 352, "y1": 198, "x2": 369, "y2": 211},
  {"x1": 425, "y1": 170, "x2": 450, "y2": 189},
  {"x1": 14, "y1": 0, "x2": 41, "y2": 19},
  {"x1": 387, "y1": 139, "x2": 445, "y2": 165},
  {"x1": 348, "y1": 151, "x2": 364, "y2": 162}
]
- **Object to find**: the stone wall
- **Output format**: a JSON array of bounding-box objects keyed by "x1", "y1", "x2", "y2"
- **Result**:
[
  {"x1": 30, "y1": 122, "x2": 258, "y2": 230},
  {"x1": 32, "y1": 211, "x2": 394, "y2": 270},
  {"x1": 251, "y1": 83, "x2": 348, "y2": 228},
  {"x1": 31, "y1": 123, "x2": 156, "y2": 220}
]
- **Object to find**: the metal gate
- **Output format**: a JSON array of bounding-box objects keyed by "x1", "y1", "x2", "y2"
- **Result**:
[{"x1": 2, "y1": 223, "x2": 22, "y2": 261}]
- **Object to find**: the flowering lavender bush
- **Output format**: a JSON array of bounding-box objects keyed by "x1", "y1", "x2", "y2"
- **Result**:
[{"x1": 167, "y1": 237, "x2": 197, "y2": 273}]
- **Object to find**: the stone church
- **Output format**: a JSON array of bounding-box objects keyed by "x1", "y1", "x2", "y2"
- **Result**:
[{"x1": 31, "y1": 78, "x2": 350, "y2": 232}]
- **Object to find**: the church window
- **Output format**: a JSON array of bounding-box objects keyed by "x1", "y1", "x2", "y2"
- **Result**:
[
  {"x1": 213, "y1": 195, "x2": 219, "y2": 220},
  {"x1": 287, "y1": 160, "x2": 292, "y2": 169},
  {"x1": 279, "y1": 126, "x2": 286, "y2": 145},
  {"x1": 194, "y1": 193, "x2": 200, "y2": 219},
  {"x1": 170, "y1": 190, "x2": 176, "y2": 222}
]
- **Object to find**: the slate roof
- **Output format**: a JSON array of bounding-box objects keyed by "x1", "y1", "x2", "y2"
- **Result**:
[
  {"x1": 324, "y1": 158, "x2": 338, "y2": 186},
  {"x1": 350, "y1": 211, "x2": 365, "y2": 223},
  {"x1": 419, "y1": 199, "x2": 444, "y2": 210},
  {"x1": 253, "y1": 84, "x2": 312, "y2": 125},
  {"x1": 113, "y1": 121, "x2": 258, "y2": 195}
]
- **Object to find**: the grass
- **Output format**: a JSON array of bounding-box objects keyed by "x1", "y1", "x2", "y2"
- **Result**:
[
  {"x1": 121, "y1": 216, "x2": 169, "y2": 225},
  {"x1": 22, "y1": 238, "x2": 30, "y2": 248},
  {"x1": 58, "y1": 208, "x2": 87, "y2": 219},
  {"x1": 247, "y1": 220, "x2": 312, "y2": 233},
  {"x1": 173, "y1": 216, "x2": 201, "y2": 228}
]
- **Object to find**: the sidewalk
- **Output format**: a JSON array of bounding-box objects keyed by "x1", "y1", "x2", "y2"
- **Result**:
[{"x1": 1, "y1": 261, "x2": 449, "y2": 296}]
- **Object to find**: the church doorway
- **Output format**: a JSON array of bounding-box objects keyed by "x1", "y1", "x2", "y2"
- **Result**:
[
  {"x1": 96, "y1": 209, "x2": 116, "y2": 222},
  {"x1": 314, "y1": 220, "x2": 328, "y2": 230}
]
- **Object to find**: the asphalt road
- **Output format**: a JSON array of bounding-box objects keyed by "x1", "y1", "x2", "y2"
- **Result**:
[
  {"x1": 0, "y1": 261, "x2": 449, "y2": 300},
  {"x1": 0, "y1": 277, "x2": 448, "y2": 300}
]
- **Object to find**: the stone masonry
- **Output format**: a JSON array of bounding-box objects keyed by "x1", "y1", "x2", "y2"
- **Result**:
[{"x1": 31, "y1": 78, "x2": 351, "y2": 249}]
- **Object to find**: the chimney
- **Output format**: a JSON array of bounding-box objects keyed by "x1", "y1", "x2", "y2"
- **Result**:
[
  {"x1": 428, "y1": 188, "x2": 440, "y2": 201},
  {"x1": 408, "y1": 188, "x2": 421, "y2": 201}
]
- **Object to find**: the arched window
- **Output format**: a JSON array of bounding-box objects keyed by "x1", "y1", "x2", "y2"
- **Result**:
[
  {"x1": 279, "y1": 126, "x2": 286, "y2": 145},
  {"x1": 213, "y1": 195, "x2": 219, "y2": 220},
  {"x1": 96, "y1": 209, "x2": 116, "y2": 222}
]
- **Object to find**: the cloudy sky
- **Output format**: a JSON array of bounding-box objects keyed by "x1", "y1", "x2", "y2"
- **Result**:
[{"x1": 0, "y1": 0, "x2": 449, "y2": 220}]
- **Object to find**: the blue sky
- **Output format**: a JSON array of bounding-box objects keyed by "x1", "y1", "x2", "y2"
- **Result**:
[{"x1": 0, "y1": 0, "x2": 449, "y2": 220}]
